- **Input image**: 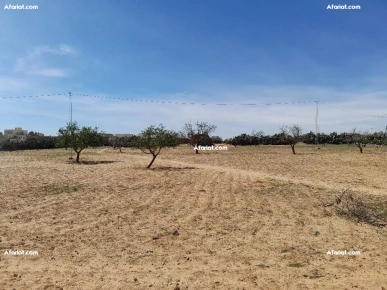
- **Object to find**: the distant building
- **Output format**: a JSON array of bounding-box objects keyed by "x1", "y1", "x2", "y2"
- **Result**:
[
  {"x1": 101, "y1": 133, "x2": 114, "y2": 140},
  {"x1": 4, "y1": 127, "x2": 28, "y2": 138},
  {"x1": 102, "y1": 133, "x2": 134, "y2": 140},
  {"x1": 114, "y1": 134, "x2": 134, "y2": 138},
  {"x1": 3, "y1": 127, "x2": 28, "y2": 142},
  {"x1": 10, "y1": 135, "x2": 27, "y2": 142}
]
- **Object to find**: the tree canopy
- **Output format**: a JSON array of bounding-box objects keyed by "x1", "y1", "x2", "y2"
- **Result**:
[
  {"x1": 183, "y1": 121, "x2": 217, "y2": 154},
  {"x1": 132, "y1": 124, "x2": 179, "y2": 168},
  {"x1": 57, "y1": 122, "x2": 106, "y2": 163}
]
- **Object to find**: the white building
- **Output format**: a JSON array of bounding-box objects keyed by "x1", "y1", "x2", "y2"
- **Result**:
[
  {"x1": 3, "y1": 127, "x2": 28, "y2": 142},
  {"x1": 114, "y1": 134, "x2": 134, "y2": 138}
]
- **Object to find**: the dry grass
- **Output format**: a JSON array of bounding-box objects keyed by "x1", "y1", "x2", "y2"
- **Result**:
[{"x1": 0, "y1": 145, "x2": 386, "y2": 289}]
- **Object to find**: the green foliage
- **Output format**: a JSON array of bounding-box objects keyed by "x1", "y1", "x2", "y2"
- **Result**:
[
  {"x1": 288, "y1": 263, "x2": 303, "y2": 268},
  {"x1": 0, "y1": 137, "x2": 61, "y2": 151},
  {"x1": 109, "y1": 135, "x2": 138, "y2": 148},
  {"x1": 133, "y1": 125, "x2": 179, "y2": 151},
  {"x1": 227, "y1": 127, "x2": 387, "y2": 148},
  {"x1": 57, "y1": 122, "x2": 105, "y2": 163},
  {"x1": 211, "y1": 135, "x2": 223, "y2": 143},
  {"x1": 182, "y1": 121, "x2": 217, "y2": 153},
  {"x1": 132, "y1": 124, "x2": 179, "y2": 168}
]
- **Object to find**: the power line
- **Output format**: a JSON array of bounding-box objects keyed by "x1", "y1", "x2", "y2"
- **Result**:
[
  {"x1": 1, "y1": 92, "x2": 386, "y2": 118},
  {"x1": 320, "y1": 102, "x2": 387, "y2": 119},
  {"x1": 0, "y1": 93, "x2": 66, "y2": 99},
  {"x1": 0, "y1": 93, "x2": 316, "y2": 106},
  {"x1": 75, "y1": 94, "x2": 317, "y2": 106}
]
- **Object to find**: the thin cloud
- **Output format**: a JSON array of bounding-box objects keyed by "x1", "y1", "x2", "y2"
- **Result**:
[
  {"x1": 36, "y1": 69, "x2": 67, "y2": 77},
  {"x1": 2, "y1": 85, "x2": 386, "y2": 137},
  {"x1": 58, "y1": 44, "x2": 77, "y2": 55},
  {"x1": 14, "y1": 44, "x2": 77, "y2": 77},
  {"x1": 0, "y1": 76, "x2": 34, "y2": 92},
  {"x1": 37, "y1": 85, "x2": 386, "y2": 136}
]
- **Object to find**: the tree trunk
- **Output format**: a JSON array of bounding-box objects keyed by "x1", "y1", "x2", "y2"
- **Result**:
[
  {"x1": 119, "y1": 147, "x2": 122, "y2": 153},
  {"x1": 356, "y1": 144, "x2": 363, "y2": 153},
  {"x1": 147, "y1": 154, "x2": 158, "y2": 168},
  {"x1": 291, "y1": 144, "x2": 296, "y2": 154},
  {"x1": 76, "y1": 151, "x2": 81, "y2": 163}
]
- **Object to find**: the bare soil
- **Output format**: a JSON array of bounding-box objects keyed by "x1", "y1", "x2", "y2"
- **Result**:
[{"x1": 1, "y1": 145, "x2": 386, "y2": 289}]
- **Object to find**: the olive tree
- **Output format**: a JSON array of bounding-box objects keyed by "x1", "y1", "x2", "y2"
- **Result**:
[
  {"x1": 279, "y1": 124, "x2": 303, "y2": 154},
  {"x1": 348, "y1": 128, "x2": 368, "y2": 153},
  {"x1": 57, "y1": 122, "x2": 106, "y2": 163},
  {"x1": 132, "y1": 124, "x2": 179, "y2": 168},
  {"x1": 183, "y1": 121, "x2": 217, "y2": 154}
]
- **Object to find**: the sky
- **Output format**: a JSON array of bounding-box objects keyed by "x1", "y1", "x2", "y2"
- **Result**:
[{"x1": 0, "y1": 0, "x2": 386, "y2": 138}]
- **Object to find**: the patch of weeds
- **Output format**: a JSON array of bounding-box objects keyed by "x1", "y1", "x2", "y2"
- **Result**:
[
  {"x1": 303, "y1": 274, "x2": 324, "y2": 279},
  {"x1": 281, "y1": 247, "x2": 296, "y2": 253},
  {"x1": 368, "y1": 202, "x2": 387, "y2": 219},
  {"x1": 288, "y1": 263, "x2": 303, "y2": 268},
  {"x1": 303, "y1": 269, "x2": 324, "y2": 279},
  {"x1": 40, "y1": 183, "x2": 83, "y2": 195},
  {"x1": 333, "y1": 189, "x2": 387, "y2": 227}
]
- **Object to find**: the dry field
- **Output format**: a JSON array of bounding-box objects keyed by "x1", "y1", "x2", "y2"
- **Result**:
[{"x1": 0, "y1": 145, "x2": 386, "y2": 290}]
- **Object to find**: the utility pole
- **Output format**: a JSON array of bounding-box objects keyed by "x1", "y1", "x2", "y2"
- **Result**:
[
  {"x1": 315, "y1": 100, "x2": 319, "y2": 148},
  {"x1": 384, "y1": 125, "x2": 387, "y2": 146},
  {"x1": 69, "y1": 91, "x2": 72, "y2": 124},
  {"x1": 69, "y1": 91, "x2": 73, "y2": 160}
]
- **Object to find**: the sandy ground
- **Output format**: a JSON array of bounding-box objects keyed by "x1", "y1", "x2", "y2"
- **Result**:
[{"x1": 0, "y1": 145, "x2": 386, "y2": 289}]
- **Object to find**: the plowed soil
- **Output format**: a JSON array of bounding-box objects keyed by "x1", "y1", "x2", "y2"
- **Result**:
[{"x1": 1, "y1": 145, "x2": 386, "y2": 289}]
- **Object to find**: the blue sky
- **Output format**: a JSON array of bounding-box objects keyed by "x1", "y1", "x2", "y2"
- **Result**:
[{"x1": 1, "y1": 0, "x2": 386, "y2": 138}]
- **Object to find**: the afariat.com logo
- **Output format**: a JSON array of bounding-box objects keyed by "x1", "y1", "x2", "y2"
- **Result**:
[
  {"x1": 326, "y1": 250, "x2": 361, "y2": 255},
  {"x1": 326, "y1": 4, "x2": 361, "y2": 10},
  {"x1": 4, "y1": 249, "x2": 39, "y2": 256},
  {"x1": 4, "y1": 4, "x2": 39, "y2": 10},
  {"x1": 193, "y1": 145, "x2": 228, "y2": 151}
]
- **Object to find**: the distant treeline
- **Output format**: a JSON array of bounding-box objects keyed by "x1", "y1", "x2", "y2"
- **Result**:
[
  {"x1": 0, "y1": 136, "x2": 64, "y2": 151},
  {"x1": 0, "y1": 135, "x2": 139, "y2": 151},
  {"x1": 224, "y1": 131, "x2": 387, "y2": 146},
  {"x1": 1, "y1": 130, "x2": 386, "y2": 151}
]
